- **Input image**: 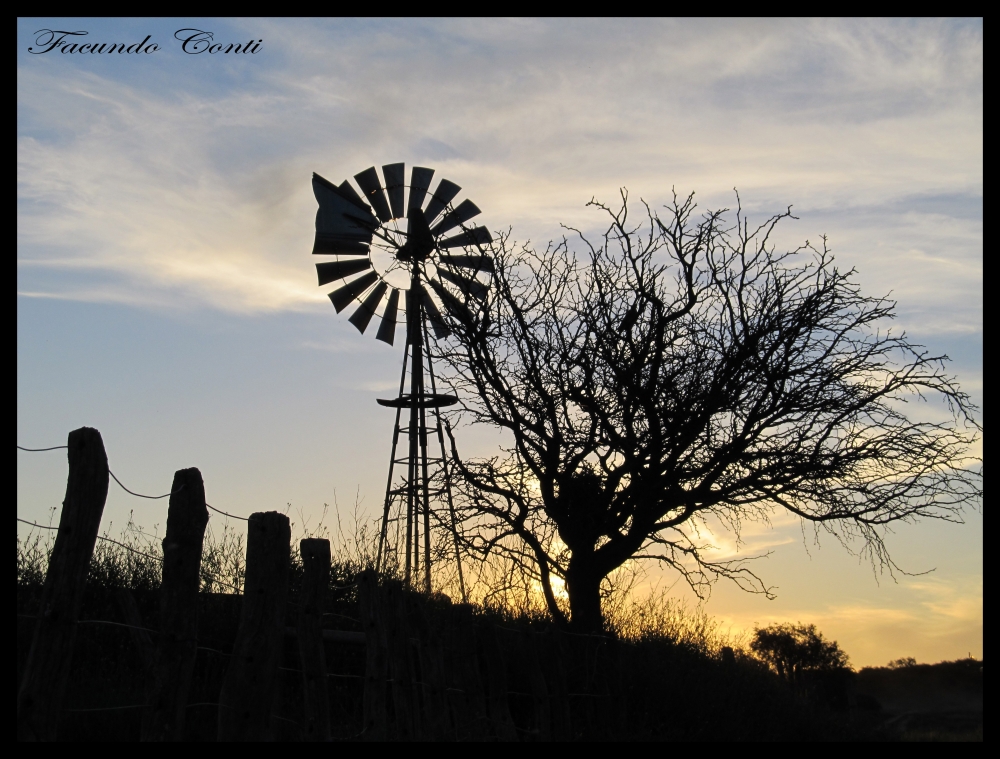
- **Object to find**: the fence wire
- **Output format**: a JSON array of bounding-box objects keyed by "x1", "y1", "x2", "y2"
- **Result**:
[
  {"x1": 18, "y1": 443, "x2": 250, "y2": 521},
  {"x1": 17, "y1": 439, "x2": 617, "y2": 738},
  {"x1": 17, "y1": 517, "x2": 243, "y2": 594}
]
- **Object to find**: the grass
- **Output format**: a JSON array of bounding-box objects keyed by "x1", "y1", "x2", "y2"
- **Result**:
[{"x1": 17, "y1": 515, "x2": 943, "y2": 741}]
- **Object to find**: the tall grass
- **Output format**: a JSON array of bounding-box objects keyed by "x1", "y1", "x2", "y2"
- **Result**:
[
  {"x1": 19, "y1": 509, "x2": 896, "y2": 741},
  {"x1": 17, "y1": 511, "x2": 247, "y2": 596},
  {"x1": 17, "y1": 506, "x2": 746, "y2": 656}
]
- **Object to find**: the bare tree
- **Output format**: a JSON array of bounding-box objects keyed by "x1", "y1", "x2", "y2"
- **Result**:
[{"x1": 433, "y1": 190, "x2": 981, "y2": 633}]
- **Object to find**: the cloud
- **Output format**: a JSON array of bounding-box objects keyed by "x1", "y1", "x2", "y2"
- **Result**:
[
  {"x1": 18, "y1": 19, "x2": 981, "y2": 338},
  {"x1": 711, "y1": 572, "x2": 982, "y2": 667}
]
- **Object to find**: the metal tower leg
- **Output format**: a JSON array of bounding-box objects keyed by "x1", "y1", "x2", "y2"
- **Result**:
[
  {"x1": 405, "y1": 266, "x2": 424, "y2": 590},
  {"x1": 424, "y1": 320, "x2": 468, "y2": 603},
  {"x1": 377, "y1": 341, "x2": 410, "y2": 574},
  {"x1": 419, "y1": 400, "x2": 432, "y2": 593},
  {"x1": 373, "y1": 266, "x2": 467, "y2": 599}
]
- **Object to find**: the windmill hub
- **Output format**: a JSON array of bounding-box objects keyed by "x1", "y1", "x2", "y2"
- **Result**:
[{"x1": 395, "y1": 208, "x2": 436, "y2": 263}]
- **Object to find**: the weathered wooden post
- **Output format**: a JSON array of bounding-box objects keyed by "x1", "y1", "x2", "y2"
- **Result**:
[
  {"x1": 449, "y1": 603, "x2": 488, "y2": 740},
  {"x1": 358, "y1": 569, "x2": 387, "y2": 740},
  {"x1": 217, "y1": 511, "x2": 290, "y2": 741},
  {"x1": 383, "y1": 581, "x2": 415, "y2": 739},
  {"x1": 542, "y1": 627, "x2": 572, "y2": 740},
  {"x1": 17, "y1": 427, "x2": 109, "y2": 741},
  {"x1": 480, "y1": 620, "x2": 517, "y2": 741},
  {"x1": 408, "y1": 595, "x2": 448, "y2": 740},
  {"x1": 298, "y1": 538, "x2": 331, "y2": 742},
  {"x1": 142, "y1": 467, "x2": 208, "y2": 741},
  {"x1": 523, "y1": 630, "x2": 552, "y2": 741},
  {"x1": 117, "y1": 588, "x2": 155, "y2": 677}
]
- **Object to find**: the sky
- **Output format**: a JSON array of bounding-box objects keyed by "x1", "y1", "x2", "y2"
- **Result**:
[{"x1": 17, "y1": 18, "x2": 982, "y2": 667}]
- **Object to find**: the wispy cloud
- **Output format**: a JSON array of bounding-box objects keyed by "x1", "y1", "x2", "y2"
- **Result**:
[
  {"x1": 713, "y1": 573, "x2": 983, "y2": 667},
  {"x1": 18, "y1": 19, "x2": 980, "y2": 332}
]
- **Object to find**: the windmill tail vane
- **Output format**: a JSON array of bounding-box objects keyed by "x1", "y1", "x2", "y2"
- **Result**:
[{"x1": 311, "y1": 162, "x2": 495, "y2": 600}]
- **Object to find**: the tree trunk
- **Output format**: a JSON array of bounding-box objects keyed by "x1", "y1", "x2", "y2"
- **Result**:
[{"x1": 566, "y1": 563, "x2": 604, "y2": 633}]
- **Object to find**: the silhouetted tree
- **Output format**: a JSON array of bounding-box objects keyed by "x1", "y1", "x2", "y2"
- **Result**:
[
  {"x1": 435, "y1": 190, "x2": 981, "y2": 632},
  {"x1": 751, "y1": 623, "x2": 850, "y2": 682}
]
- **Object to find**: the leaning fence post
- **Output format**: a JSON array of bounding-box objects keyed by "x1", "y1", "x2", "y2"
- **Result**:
[
  {"x1": 17, "y1": 427, "x2": 109, "y2": 741},
  {"x1": 141, "y1": 468, "x2": 208, "y2": 741},
  {"x1": 217, "y1": 511, "x2": 290, "y2": 741},
  {"x1": 298, "y1": 538, "x2": 331, "y2": 742}
]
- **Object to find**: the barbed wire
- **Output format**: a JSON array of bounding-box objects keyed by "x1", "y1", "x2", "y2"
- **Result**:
[
  {"x1": 18, "y1": 613, "x2": 614, "y2": 723},
  {"x1": 17, "y1": 517, "x2": 244, "y2": 593},
  {"x1": 97, "y1": 533, "x2": 164, "y2": 564},
  {"x1": 17, "y1": 517, "x2": 57, "y2": 531},
  {"x1": 19, "y1": 441, "x2": 356, "y2": 590},
  {"x1": 16, "y1": 445, "x2": 620, "y2": 732},
  {"x1": 206, "y1": 502, "x2": 249, "y2": 521},
  {"x1": 18, "y1": 443, "x2": 251, "y2": 521},
  {"x1": 108, "y1": 469, "x2": 179, "y2": 500}
]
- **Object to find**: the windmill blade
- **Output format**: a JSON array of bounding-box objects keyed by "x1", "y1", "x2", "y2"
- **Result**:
[
  {"x1": 419, "y1": 285, "x2": 451, "y2": 339},
  {"x1": 348, "y1": 281, "x2": 388, "y2": 334},
  {"x1": 438, "y1": 253, "x2": 495, "y2": 272},
  {"x1": 407, "y1": 166, "x2": 435, "y2": 217},
  {"x1": 438, "y1": 267, "x2": 488, "y2": 301},
  {"x1": 337, "y1": 180, "x2": 369, "y2": 211},
  {"x1": 313, "y1": 173, "x2": 378, "y2": 242},
  {"x1": 438, "y1": 227, "x2": 494, "y2": 250},
  {"x1": 430, "y1": 199, "x2": 482, "y2": 237},
  {"x1": 354, "y1": 167, "x2": 393, "y2": 223},
  {"x1": 316, "y1": 259, "x2": 372, "y2": 286},
  {"x1": 312, "y1": 237, "x2": 369, "y2": 256},
  {"x1": 328, "y1": 271, "x2": 379, "y2": 313},
  {"x1": 375, "y1": 287, "x2": 400, "y2": 345},
  {"x1": 315, "y1": 172, "x2": 366, "y2": 209},
  {"x1": 422, "y1": 179, "x2": 461, "y2": 225},
  {"x1": 382, "y1": 163, "x2": 405, "y2": 219},
  {"x1": 429, "y1": 277, "x2": 474, "y2": 326}
]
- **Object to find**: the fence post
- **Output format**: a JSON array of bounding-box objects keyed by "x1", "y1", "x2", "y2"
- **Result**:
[
  {"x1": 117, "y1": 588, "x2": 155, "y2": 678},
  {"x1": 358, "y1": 569, "x2": 387, "y2": 740},
  {"x1": 523, "y1": 630, "x2": 552, "y2": 741},
  {"x1": 141, "y1": 467, "x2": 208, "y2": 741},
  {"x1": 383, "y1": 581, "x2": 415, "y2": 739},
  {"x1": 480, "y1": 620, "x2": 517, "y2": 741},
  {"x1": 217, "y1": 511, "x2": 290, "y2": 741},
  {"x1": 298, "y1": 538, "x2": 331, "y2": 742},
  {"x1": 408, "y1": 594, "x2": 448, "y2": 740},
  {"x1": 17, "y1": 427, "x2": 109, "y2": 741},
  {"x1": 449, "y1": 603, "x2": 488, "y2": 740},
  {"x1": 542, "y1": 627, "x2": 572, "y2": 740}
]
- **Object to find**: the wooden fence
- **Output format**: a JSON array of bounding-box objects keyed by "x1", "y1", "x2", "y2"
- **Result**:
[{"x1": 16, "y1": 427, "x2": 626, "y2": 742}]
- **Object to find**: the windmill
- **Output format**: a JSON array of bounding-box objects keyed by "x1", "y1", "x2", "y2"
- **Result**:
[{"x1": 310, "y1": 162, "x2": 493, "y2": 599}]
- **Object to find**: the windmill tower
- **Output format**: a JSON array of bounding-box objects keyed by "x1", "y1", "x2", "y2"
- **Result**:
[{"x1": 310, "y1": 163, "x2": 493, "y2": 598}]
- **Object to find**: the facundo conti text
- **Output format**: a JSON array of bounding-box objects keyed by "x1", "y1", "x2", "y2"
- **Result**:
[{"x1": 28, "y1": 29, "x2": 263, "y2": 55}]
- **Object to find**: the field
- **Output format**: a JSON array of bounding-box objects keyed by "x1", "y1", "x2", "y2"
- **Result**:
[{"x1": 19, "y1": 524, "x2": 982, "y2": 741}]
